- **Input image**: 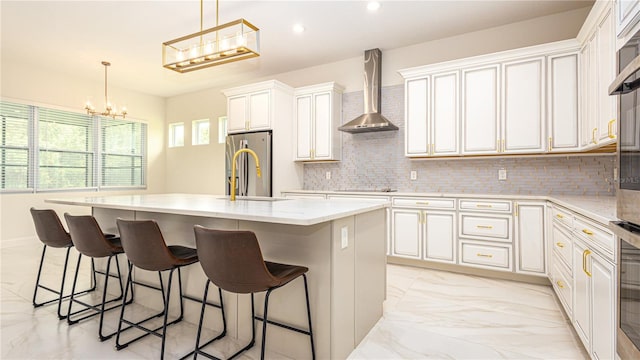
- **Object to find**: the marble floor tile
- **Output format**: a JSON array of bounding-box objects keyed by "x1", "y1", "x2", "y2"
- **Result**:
[{"x1": 2, "y1": 241, "x2": 587, "y2": 359}]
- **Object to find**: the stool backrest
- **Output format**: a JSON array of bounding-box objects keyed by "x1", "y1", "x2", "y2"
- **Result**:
[
  {"x1": 116, "y1": 218, "x2": 178, "y2": 271},
  {"x1": 194, "y1": 225, "x2": 277, "y2": 294},
  {"x1": 30, "y1": 208, "x2": 72, "y2": 248},
  {"x1": 64, "y1": 214, "x2": 121, "y2": 258}
]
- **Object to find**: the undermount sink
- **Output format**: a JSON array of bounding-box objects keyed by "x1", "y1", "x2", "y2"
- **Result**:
[{"x1": 218, "y1": 196, "x2": 290, "y2": 202}]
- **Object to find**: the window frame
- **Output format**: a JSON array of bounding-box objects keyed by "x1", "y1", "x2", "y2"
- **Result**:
[
  {"x1": 168, "y1": 122, "x2": 184, "y2": 148},
  {"x1": 192, "y1": 118, "x2": 210, "y2": 146}
]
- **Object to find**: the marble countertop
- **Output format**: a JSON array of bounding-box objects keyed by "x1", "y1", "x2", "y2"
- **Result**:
[
  {"x1": 283, "y1": 190, "x2": 618, "y2": 225},
  {"x1": 46, "y1": 193, "x2": 388, "y2": 226}
]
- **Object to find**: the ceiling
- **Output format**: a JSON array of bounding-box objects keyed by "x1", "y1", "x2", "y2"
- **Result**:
[{"x1": 1, "y1": 0, "x2": 594, "y2": 98}]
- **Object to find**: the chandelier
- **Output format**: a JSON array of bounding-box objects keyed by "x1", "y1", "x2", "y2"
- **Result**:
[
  {"x1": 162, "y1": 0, "x2": 260, "y2": 73},
  {"x1": 85, "y1": 61, "x2": 127, "y2": 119}
]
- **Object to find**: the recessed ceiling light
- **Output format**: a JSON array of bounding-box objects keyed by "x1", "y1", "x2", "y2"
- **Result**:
[
  {"x1": 293, "y1": 24, "x2": 305, "y2": 33},
  {"x1": 367, "y1": 1, "x2": 381, "y2": 11}
]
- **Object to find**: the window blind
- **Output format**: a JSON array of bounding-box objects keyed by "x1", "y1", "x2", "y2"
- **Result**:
[
  {"x1": 37, "y1": 107, "x2": 95, "y2": 190},
  {"x1": 101, "y1": 117, "x2": 147, "y2": 188},
  {"x1": 0, "y1": 101, "x2": 32, "y2": 191}
]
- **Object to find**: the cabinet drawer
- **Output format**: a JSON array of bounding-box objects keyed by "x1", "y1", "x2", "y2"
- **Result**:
[
  {"x1": 574, "y1": 215, "x2": 614, "y2": 256},
  {"x1": 460, "y1": 241, "x2": 511, "y2": 270},
  {"x1": 551, "y1": 206, "x2": 574, "y2": 229},
  {"x1": 392, "y1": 197, "x2": 455, "y2": 209},
  {"x1": 550, "y1": 259, "x2": 573, "y2": 317},
  {"x1": 460, "y1": 213, "x2": 511, "y2": 242},
  {"x1": 552, "y1": 223, "x2": 573, "y2": 272},
  {"x1": 459, "y1": 199, "x2": 511, "y2": 213},
  {"x1": 327, "y1": 195, "x2": 390, "y2": 202}
]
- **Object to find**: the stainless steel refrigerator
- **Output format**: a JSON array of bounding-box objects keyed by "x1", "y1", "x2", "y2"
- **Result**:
[{"x1": 225, "y1": 130, "x2": 272, "y2": 197}]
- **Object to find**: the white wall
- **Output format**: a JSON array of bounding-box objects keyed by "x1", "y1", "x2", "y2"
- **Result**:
[
  {"x1": 0, "y1": 59, "x2": 167, "y2": 242},
  {"x1": 164, "y1": 7, "x2": 591, "y2": 194}
]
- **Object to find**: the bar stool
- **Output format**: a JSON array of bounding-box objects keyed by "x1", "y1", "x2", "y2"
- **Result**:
[
  {"x1": 192, "y1": 226, "x2": 315, "y2": 360},
  {"x1": 115, "y1": 218, "x2": 199, "y2": 360},
  {"x1": 30, "y1": 208, "x2": 97, "y2": 319},
  {"x1": 64, "y1": 213, "x2": 130, "y2": 341}
]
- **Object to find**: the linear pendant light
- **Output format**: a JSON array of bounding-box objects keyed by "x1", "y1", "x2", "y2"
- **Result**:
[{"x1": 162, "y1": 0, "x2": 260, "y2": 73}]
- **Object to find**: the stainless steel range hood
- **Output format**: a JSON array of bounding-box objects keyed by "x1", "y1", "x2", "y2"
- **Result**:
[{"x1": 338, "y1": 48, "x2": 399, "y2": 133}]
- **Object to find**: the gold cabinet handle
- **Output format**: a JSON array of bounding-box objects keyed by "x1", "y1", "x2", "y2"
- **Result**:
[
  {"x1": 476, "y1": 204, "x2": 493, "y2": 208},
  {"x1": 592, "y1": 128, "x2": 597, "y2": 144},
  {"x1": 415, "y1": 201, "x2": 430, "y2": 206},
  {"x1": 514, "y1": 202, "x2": 518, "y2": 217},
  {"x1": 548, "y1": 137, "x2": 553, "y2": 152},
  {"x1": 477, "y1": 253, "x2": 493, "y2": 258},
  {"x1": 582, "y1": 229, "x2": 594, "y2": 236},
  {"x1": 496, "y1": 139, "x2": 501, "y2": 153},
  {"x1": 555, "y1": 214, "x2": 564, "y2": 219},
  {"x1": 583, "y1": 249, "x2": 592, "y2": 277},
  {"x1": 556, "y1": 242, "x2": 565, "y2": 248},
  {"x1": 476, "y1": 225, "x2": 493, "y2": 229},
  {"x1": 608, "y1": 119, "x2": 616, "y2": 139},
  {"x1": 311, "y1": 149, "x2": 315, "y2": 160},
  {"x1": 502, "y1": 139, "x2": 506, "y2": 153},
  {"x1": 556, "y1": 280, "x2": 565, "y2": 289}
]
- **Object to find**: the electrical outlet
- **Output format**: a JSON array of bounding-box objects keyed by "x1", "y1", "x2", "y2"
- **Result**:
[
  {"x1": 326, "y1": 171, "x2": 331, "y2": 180},
  {"x1": 498, "y1": 168, "x2": 507, "y2": 181},
  {"x1": 410, "y1": 170, "x2": 417, "y2": 180},
  {"x1": 341, "y1": 226, "x2": 348, "y2": 249}
]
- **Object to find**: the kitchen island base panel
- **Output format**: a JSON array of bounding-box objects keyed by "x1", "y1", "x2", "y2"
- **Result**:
[{"x1": 91, "y1": 207, "x2": 386, "y2": 360}]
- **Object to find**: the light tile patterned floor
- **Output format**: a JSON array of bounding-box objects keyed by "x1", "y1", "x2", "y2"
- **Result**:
[{"x1": 2, "y1": 239, "x2": 587, "y2": 359}]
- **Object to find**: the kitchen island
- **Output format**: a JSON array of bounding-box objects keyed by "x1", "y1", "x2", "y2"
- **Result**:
[{"x1": 46, "y1": 193, "x2": 388, "y2": 360}]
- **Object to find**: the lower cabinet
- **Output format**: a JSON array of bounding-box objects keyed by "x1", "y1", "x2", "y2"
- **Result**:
[
  {"x1": 573, "y1": 238, "x2": 616, "y2": 360},
  {"x1": 515, "y1": 202, "x2": 546, "y2": 275},
  {"x1": 391, "y1": 208, "x2": 455, "y2": 263}
]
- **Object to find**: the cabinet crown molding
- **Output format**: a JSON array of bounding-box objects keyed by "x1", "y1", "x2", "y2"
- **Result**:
[
  {"x1": 222, "y1": 79, "x2": 294, "y2": 97},
  {"x1": 294, "y1": 82, "x2": 345, "y2": 95},
  {"x1": 398, "y1": 39, "x2": 579, "y2": 79}
]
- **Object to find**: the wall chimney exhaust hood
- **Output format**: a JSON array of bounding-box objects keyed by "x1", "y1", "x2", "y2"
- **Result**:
[{"x1": 338, "y1": 48, "x2": 399, "y2": 133}]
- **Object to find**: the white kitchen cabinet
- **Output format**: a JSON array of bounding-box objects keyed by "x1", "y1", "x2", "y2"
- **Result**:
[
  {"x1": 391, "y1": 209, "x2": 421, "y2": 258},
  {"x1": 294, "y1": 82, "x2": 343, "y2": 161},
  {"x1": 514, "y1": 202, "x2": 546, "y2": 275},
  {"x1": 617, "y1": 0, "x2": 640, "y2": 39},
  {"x1": 573, "y1": 237, "x2": 616, "y2": 360},
  {"x1": 502, "y1": 57, "x2": 546, "y2": 154},
  {"x1": 404, "y1": 72, "x2": 459, "y2": 157},
  {"x1": 223, "y1": 80, "x2": 293, "y2": 134},
  {"x1": 462, "y1": 64, "x2": 501, "y2": 155},
  {"x1": 391, "y1": 198, "x2": 456, "y2": 263},
  {"x1": 547, "y1": 52, "x2": 580, "y2": 152},
  {"x1": 579, "y1": 2, "x2": 618, "y2": 149}
]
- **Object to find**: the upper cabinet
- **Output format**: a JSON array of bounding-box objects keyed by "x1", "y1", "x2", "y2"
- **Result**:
[
  {"x1": 616, "y1": 0, "x2": 640, "y2": 39},
  {"x1": 294, "y1": 82, "x2": 344, "y2": 162},
  {"x1": 400, "y1": 40, "x2": 580, "y2": 158},
  {"x1": 223, "y1": 80, "x2": 293, "y2": 134},
  {"x1": 578, "y1": 2, "x2": 618, "y2": 149},
  {"x1": 405, "y1": 72, "x2": 459, "y2": 157}
]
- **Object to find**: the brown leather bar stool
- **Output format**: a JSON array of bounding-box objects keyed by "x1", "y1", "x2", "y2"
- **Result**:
[
  {"x1": 115, "y1": 218, "x2": 199, "y2": 360},
  {"x1": 30, "y1": 208, "x2": 98, "y2": 319},
  {"x1": 192, "y1": 226, "x2": 315, "y2": 360},
  {"x1": 64, "y1": 213, "x2": 131, "y2": 341}
]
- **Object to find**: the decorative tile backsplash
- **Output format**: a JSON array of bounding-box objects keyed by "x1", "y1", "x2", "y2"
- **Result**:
[{"x1": 303, "y1": 85, "x2": 616, "y2": 196}]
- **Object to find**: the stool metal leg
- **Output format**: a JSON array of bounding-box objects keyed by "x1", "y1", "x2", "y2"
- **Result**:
[
  {"x1": 56, "y1": 246, "x2": 71, "y2": 319},
  {"x1": 303, "y1": 274, "x2": 316, "y2": 360},
  {"x1": 260, "y1": 289, "x2": 273, "y2": 360},
  {"x1": 189, "y1": 280, "x2": 227, "y2": 360}
]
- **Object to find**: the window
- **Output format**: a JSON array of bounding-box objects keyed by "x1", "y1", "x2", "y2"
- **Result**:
[
  {"x1": 218, "y1": 116, "x2": 227, "y2": 144},
  {"x1": 0, "y1": 100, "x2": 147, "y2": 193},
  {"x1": 192, "y1": 119, "x2": 210, "y2": 145},
  {"x1": 0, "y1": 102, "x2": 32, "y2": 191},
  {"x1": 101, "y1": 117, "x2": 146, "y2": 188},
  {"x1": 38, "y1": 107, "x2": 95, "y2": 190},
  {"x1": 169, "y1": 122, "x2": 184, "y2": 147}
]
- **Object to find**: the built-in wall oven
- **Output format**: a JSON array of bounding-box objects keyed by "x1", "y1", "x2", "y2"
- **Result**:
[{"x1": 610, "y1": 27, "x2": 640, "y2": 359}]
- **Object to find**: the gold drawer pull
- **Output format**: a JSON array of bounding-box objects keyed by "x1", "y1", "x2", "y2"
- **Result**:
[
  {"x1": 476, "y1": 204, "x2": 493, "y2": 208},
  {"x1": 476, "y1": 253, "x2": 493, "y2": 258},
  {"x1": 592, "y1": 128, "x2": 597, "y2": 144},
  {"x1": 583, "y1": 249, "x2": 592, "y2": 277},
  {"x1": 582, "y1": 229, "x2": 594, "y2": 236},
  {"x1": 556, "y1": 242, "x2": 565, "y2": 248},
  {"x1": 555, "y1": 214, "x2": 564, "y2": 219},
  {"x1": 556, "y1": 280, "x2": 565, "y2": 289},
  {"x1": 415, "y1": 201, "x2": 430, "y2": 205},
  {"x1": 476, "y1": 225, "x2": 493, "y2": 229}
]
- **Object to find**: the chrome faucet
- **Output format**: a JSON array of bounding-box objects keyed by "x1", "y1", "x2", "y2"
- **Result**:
[{"x1": 230, "y1": 148, "x2": 261, "y2": 201}]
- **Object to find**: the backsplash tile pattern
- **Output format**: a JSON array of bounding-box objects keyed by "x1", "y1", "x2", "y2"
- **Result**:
[{"x1": 303, "y1": 85, "x2": 615, "y2": 196}]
